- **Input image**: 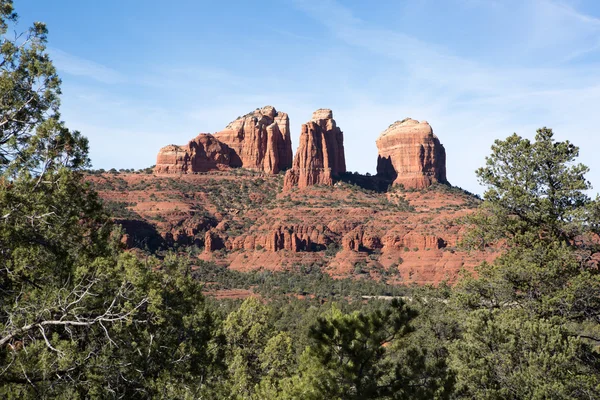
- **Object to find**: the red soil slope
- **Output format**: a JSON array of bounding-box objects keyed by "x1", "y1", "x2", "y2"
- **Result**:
[{"x1": 88, "y1": 170, "x2": 497, "y2": 285}]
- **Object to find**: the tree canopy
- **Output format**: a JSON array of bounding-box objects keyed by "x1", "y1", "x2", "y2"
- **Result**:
[
  {"x1": 2, "y1": 0, "x2": 600, "y2": 398},
  {"x1": 452, "y1": 129, "x2": 600, "y2": 398},
  {"x1": 0, "y1": 2, "x2": 224, "y2": 397}
]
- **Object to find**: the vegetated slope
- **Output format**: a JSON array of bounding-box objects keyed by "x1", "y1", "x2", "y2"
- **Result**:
[{"x1": 87, "y1": 170, "x2": 496, "y2": 285}]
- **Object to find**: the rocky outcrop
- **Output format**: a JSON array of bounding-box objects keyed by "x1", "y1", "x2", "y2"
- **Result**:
[
  {"x1": 376, "y1": 118, "x2": 447, "y2": 189},
  {"x1": 341, "y1": 226, "x2": 447, "y2": 252},
  {"x1": 342, "y1": 227, "x2": 383, "y2": 252},
  {"x1": 155, "y1": 106, "x2": 292, "y2": 175},
  {"x1": 155, "y1": 134, "x2": 232, "y2": 174},
  {"x1": 90, "y1": 166, "x2": 492, "y2": 285},
  {"x1": 203, "y1": 222, "x2": 449, "y2": 255},
  {"x1": 380, "y1": 231, "x2": 447, "y2": 251},
  {"x1": 214, "y1": 224, "x2": 336, "y2": 253},
  {"x1": 283, "y1": 109, "x2": 346, "y2": 191},
  {"x1": 214, "y1": 106, "x2": 292, "y2": 174},
  {"x1": 205, "y1": 230, "x2": 225, "y2": 253}
]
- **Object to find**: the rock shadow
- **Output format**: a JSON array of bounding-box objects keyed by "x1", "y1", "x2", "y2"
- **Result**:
[
  {"x1": 115, "y1": 219, "x2": 166, "y2": 252},
  {"x1": 336, "y1": 171, "x2": 394, "y2": 193}
]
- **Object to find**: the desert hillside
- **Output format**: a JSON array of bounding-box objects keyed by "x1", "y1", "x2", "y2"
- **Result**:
[{"x1": 88, "y1": 169, "x2": 496, "y2": 285}]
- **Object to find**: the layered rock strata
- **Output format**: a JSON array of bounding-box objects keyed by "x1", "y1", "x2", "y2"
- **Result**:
[
  {"x1": 155, "y1": 134, "x2": 232, "y2": 174},
  {"x1": 204, "y1": 224, "x2": 328, "y2": 254},
  {"x1": 200, "y1": 222, "x2": 451, "y2": 255},
  {"x1": 376, "y1": 118, "x2": 447, "y2": 189},
  {"x1": 155, "y1": 106, "x2": 292, "y2": 174},
  {"x1": 89, "y1": 164, "x2": 491, "y2": 285},
  {"x1": 214, "y1": 106, "x2": 292, "y2": 173},
  {"x1": 283, "y1": 109, "x2": 346, "y2": 191}
]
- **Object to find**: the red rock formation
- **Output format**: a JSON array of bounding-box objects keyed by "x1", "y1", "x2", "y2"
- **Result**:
[
  {"x1": 341, "y1": 226, "x2": 446, "y2": 253},
  {"x1": 155, "y1": 106, "x2": 292, "y2": 175},
  {"x1": 376, "y1": 118, "x2": 447, "y2": 189},
  {"x1": 89, "y1": 171, "x2": 493, "y2": 285},
  {"x1": 274, "y1": 111, "x2": 293, "y2": 170},
  {"x1": 205, "y1": 230, "x2": 225, "y2": 253},
  {"x1": 155, "y1": 144, "x2": 188, "y2": 174},
  {"x1": 284, "y1": 109, "x2": 346, "y2": 191},
  {"x1": 155, "y1": 134, "x2": 232, "y2": 174},
  {"x1": 214, "y1": 106, "x2": 292, "y2": 174},
  {"x1": 342, "y1": 227, "x2": 383, "y2": 252},
  {"x1": 218, "y1": 224, "x2": 334, "y2": 253}
]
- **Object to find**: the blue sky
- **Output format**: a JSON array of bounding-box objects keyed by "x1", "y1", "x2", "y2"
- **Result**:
[{"x1": 15, "y1": 0, "x2": 600, "y2": 194}]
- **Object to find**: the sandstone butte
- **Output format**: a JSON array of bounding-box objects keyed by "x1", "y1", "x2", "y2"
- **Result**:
[
  {"x1": 91, "y1": 107, "x2": 499, "y2": 286},
  {"x1": 376, "y1": 118, "x2": 447, "y2": 190},
  {"x1": 154, "y1": 106, "x2": 292, "y2": 175},
  {"x1": 283, "y1": 109, "x2": 346, "y2": 191}
]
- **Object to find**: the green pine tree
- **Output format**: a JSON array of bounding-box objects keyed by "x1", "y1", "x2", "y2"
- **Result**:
[{"x1": 452, "y1": 128, "x2": 600, "y2": 398}]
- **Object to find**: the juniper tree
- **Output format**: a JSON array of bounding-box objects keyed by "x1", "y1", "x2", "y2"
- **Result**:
[
  {"x1": 452, "y1": 129, "x2": 600, "y2": 398},
  {"x1": 0, "y1": 2, "x2": 222, "y2": 397}
]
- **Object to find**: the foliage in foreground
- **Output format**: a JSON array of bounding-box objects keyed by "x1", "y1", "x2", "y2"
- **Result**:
[
  {"x1": 2, "y1": 0, "x2": 600, "y2": 398},
  {"x1": 0, "y1": 2, "x2": 223, "y2": 396},
  {"x1": 451, "y1": 128, "x2": 600, "y2": 398}
]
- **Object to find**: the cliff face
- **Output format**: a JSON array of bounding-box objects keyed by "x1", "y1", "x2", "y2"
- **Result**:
[
  {"x1": 214, "y1": 106, "x2": 292, "y2": 174},
  {"x1": 376, "y1": 118, "x2": 447, "y2": 189},
  {"x1": 155, "y1": 106, "x2": 292, "y2": 175},
  {"x1": 283, "y1": 109, "x2": 346, "y2": 191},
  {"x1": 155, "y1": 134, "x2": 232, "y2": 174},
  {"x1": 274, "y1": 111, "x2": 293, "y2": 169}
]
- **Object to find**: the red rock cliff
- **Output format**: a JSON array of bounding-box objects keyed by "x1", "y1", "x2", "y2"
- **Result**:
[
  {"x1": 155, "y1": 106, "x2": 292, "y2": 175},
  {"x1": 155, "y1": 134, "x2": 232, "y2": 174},
  {"x1": 214, "y1": 106, "x2": 292, "y2": 174},
  {"x1": 376, "y1": 118, "x2": 447, "y2": 189},
  {"x1": 283, "y1": 109, "x2": 346, "y2": 191}
]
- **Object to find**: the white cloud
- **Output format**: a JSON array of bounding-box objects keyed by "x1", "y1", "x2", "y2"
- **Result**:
[
  {"x1": 50, "y1": 0, "x2": 600, "y2": 195},
  {"x1": 291, "y1": 0, "x2": 600, "y2": 194},
  {"x1": 525, "y1": 0, "x2": 600, "y2": 61},
  {"x1": 49, "y1": 48, "x2": 126, "y2": 84}
]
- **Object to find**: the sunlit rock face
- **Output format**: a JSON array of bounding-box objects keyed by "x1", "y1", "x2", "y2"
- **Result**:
[
  {"x1": 284, "y1": 109, "x2": 346, "y2": 191},
  {"x1": 214, "y1": 106, "x2": 292, "y2": 174},
  {"x1": 155, "y1": 134, "x2": 232, "y2": 174},
  {"x1": 155, "y1": 106, "x2": 292, "y2": 174},
  {"x1": 376, "y1": 118, "x2": 447, "y2": 189}
]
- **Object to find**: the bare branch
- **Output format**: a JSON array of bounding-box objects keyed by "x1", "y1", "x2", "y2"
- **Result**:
[
  {"x1": 38, "y1": 325, "x2": 64, "y2": 356},
  {"x1": 0, "y1": 297, "x2": 148, "y2": 347}
]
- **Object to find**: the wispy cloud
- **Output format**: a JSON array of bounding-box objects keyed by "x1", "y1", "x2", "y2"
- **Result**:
[
  {"x1": 49, "y1": 48, "x2": 126, "y2": 84},
  {"x1": 525, "y1": 0, "x2": 600, "y2": 61},
  {"x1": 270, "y1": 28, "x2": 318, "y2": 42},
  {"x1": 49, "y1": 0, "x2": 600, "y2": 194},
  {"x1": 291, "y1": 0, "x2": 600, "y2": 193}
]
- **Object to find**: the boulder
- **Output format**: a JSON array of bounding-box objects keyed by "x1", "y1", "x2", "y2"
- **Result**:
[
  {"x1": 376, "y1": 118, "x2": 447, "y2": 189},
  {"x1": 284, "y1": 109, "x2": 346, "y2": 190}
]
